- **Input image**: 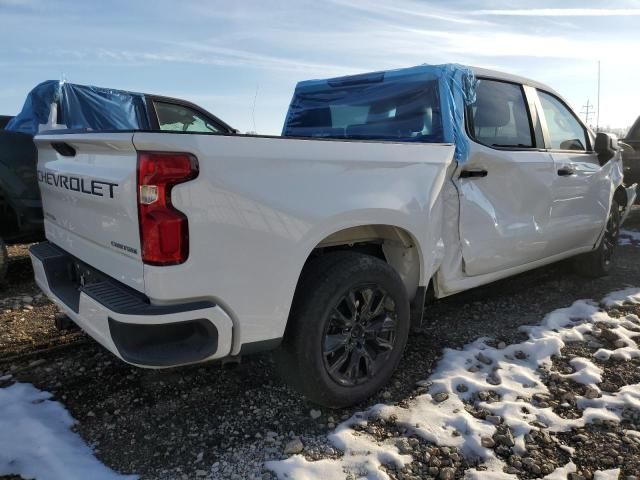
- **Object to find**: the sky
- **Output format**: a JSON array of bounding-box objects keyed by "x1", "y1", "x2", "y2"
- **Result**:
[{"x1": 1, "y1": 0, "x2": 639, "y2": 135}]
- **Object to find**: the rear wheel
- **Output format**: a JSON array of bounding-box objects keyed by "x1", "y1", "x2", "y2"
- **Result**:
[
  {"x1": 275, "y1": 251, "x2": 410, "y2": 408},
  {"x1": 573, "y1": 200, "x2": 621, "y2": 278},
  {"x1": 0, "y1": 236, "x2": 7, "y2": 285}
]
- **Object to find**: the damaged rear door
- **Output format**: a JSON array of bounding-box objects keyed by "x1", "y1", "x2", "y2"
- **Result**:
[{"x1": 457, "y1": 78, "x2": 557, "y2": 276}]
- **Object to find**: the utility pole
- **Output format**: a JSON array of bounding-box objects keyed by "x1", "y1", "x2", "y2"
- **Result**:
[
  {"x1": 581, "y1": 99, "x2": 595, "y2": 127},
  {"x1": 596, "y1": 60, "x2": 601, "y2": 132}
]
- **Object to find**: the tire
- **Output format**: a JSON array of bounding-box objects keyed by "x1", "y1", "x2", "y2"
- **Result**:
[
  {"x1": 275, "y1": 251, "x2": 410, "y2": 408},
  {"x1": 0, "y1": 236, "x2": 7, "y2": 285},
  {"x1": 573, "y1": 200, "x2": 621, "y2": 278}
]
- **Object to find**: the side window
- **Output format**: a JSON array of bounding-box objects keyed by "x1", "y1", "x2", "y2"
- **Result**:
[
  {"x1": 154, "y1": 101, "x2": 222, "y2": 133},
  {"x1": 284, "y1": 79, "x2": 443, "y2": 141},
  {"x1": 469, "y1": 80, "x2": 533, "y2": 148},
  {"x1": 538, "y1": 91, "x2": 588, "y2": 151}
]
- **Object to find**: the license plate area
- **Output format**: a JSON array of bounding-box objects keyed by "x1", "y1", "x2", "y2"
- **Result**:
[{"x1": 69, "y1": 258, "x2": 110, "y2": 289}]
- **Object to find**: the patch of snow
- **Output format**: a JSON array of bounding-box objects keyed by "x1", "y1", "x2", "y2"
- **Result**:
[
  {"x1": 602, "y1": 287, "x2": 640, "y2": 307},
  {"x1": 563, "y1": 356, "x2": 602, "y2": 385},
  {"x1": 593, "y1": 320, "x2": 640, "y2": 361},
  {"x1": 593, "y1": 469, "x2": 621, "y2": 480},
  {"x1": 543, "y1": 461, "x2": 577, "y2": 479},
  {"x1": 267, "y1": 289, "x2": 640, "y2": 479},
  {"x1": 577, "y1": 383, "x2": 640, "y2": 415},
  {"x1": 0, "y1": 382, "x2": 137, "y2": 480},
  {"x1": 465, "y1": 472, "x2": 515, "y2": 480},
  {"x1": 619, "y1": 229, "x2": 640, "y2": 246},
  {"x1": 558, "y1": 444, "x2": 575, "y2": 456}
]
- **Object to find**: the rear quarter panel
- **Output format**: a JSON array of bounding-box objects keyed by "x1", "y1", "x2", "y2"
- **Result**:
[{"x1": 133, "y1": 133, "x2": 455, "y2": 353}]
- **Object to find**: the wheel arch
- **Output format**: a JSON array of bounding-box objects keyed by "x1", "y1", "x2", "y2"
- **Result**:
[
  {"x1": 300, "y1": 224, "x2": 425, "y2": 302},
  {"x1": 613, "y1": 184, "x2": 628, "y2": 210}
]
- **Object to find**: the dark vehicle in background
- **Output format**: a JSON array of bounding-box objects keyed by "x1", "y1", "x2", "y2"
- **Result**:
[
  {"x1": 0, "y1": 81, "x2": 235, "y2": 284},
  {"x1": 621, "y1": 116, "x2": 640, "y2": 188},
  {"x1": 0, "y1": 116, "x2": 41, "y2": 283},
  {"x1": 0, "y1": 116, "x2": 13, "y2": 129}
]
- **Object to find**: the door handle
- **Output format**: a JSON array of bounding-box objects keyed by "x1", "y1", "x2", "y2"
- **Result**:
[
  {"x1": 460, "y1": 169, "x2": 488, "y2": 179},
  {"x1": 51, "y1": 142, "x2": 76, "y2": 157},
  {"x1": 557, "y1": 166, "x2": 575, "y2": 176}
]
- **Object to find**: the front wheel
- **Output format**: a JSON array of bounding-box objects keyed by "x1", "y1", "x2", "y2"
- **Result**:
[
  {"x1": 275, "y1": 251, "x2": 410, "y2": 408},
  {"x1": 573, "y1": 200, "x2": 621, "y2": 278}
]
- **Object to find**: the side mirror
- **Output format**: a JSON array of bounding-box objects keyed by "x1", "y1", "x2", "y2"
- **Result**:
[{"x1": 594, "y1": 132, "x2": 618, "y2": 165}]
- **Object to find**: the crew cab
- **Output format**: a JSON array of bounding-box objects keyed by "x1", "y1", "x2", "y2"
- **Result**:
[{"x1": 28, "y1": 65, "x2": 636, "y2": 407}]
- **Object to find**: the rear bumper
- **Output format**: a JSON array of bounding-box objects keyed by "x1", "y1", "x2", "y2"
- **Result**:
[{"x1": 29, "y1": 242, "x2": 233, "y2": 368}]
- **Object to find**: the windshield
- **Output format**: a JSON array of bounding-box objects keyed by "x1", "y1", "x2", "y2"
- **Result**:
[
  {"x1": 283, "y1": 74, "x2": 443, "y2": 143},
  {"x1": 628, "y1": 117, "x2": 640, "y2": 140}
]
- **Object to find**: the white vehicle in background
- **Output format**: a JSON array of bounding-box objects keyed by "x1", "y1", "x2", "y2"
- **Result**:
[{"x1": 27, "y1": 65, "x2": 635, "y2": 407}]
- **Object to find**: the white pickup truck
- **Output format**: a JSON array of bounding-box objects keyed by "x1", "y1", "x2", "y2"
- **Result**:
[{"x1": 29, "y1": 65, "x2": 636, "y2": 407}]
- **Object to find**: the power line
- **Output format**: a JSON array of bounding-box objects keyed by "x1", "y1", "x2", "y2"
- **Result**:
[
  {"x1": 251, "y1": 83, "x2": 259, "y2": 134},
  {"x1": 581, "y1": 99, "x2": 596, "y2": 127},
  {"x1": 596, "y1": 60, "x2": 601, "y2": 132}
]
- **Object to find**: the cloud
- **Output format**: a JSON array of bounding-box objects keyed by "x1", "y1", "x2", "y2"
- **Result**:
[
  {"x1": 330, "y1": 0, "x2": 494, "y2": 26},
  {"x1": 399, "y1": 27, "x2": 640, "y2": 62},
  {"x1": 473, "y1": 8, "x2": 640, "y2": 16},
  {"x1": 0, "y1": 44, "x2": 357, "y2": 77},
  {"x1": 167, "y1": 42, "x2": 356, "y2": 75},
  {"x1": 0, "y1": 0, "x2": 39, "y2": 6}
]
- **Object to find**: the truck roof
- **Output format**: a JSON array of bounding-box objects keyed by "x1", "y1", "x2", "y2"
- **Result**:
[
  {"x1": 470, "y1": 66, "x2": 561, "y2": 98},
  {"x1": 295, "y1": 63, "x2": 564, "y2": 102}
]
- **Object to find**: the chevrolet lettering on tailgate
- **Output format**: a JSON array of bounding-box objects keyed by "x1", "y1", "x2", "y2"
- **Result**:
[{"x1": 37, "y1": 169, "x2": 118, "y2": 198}]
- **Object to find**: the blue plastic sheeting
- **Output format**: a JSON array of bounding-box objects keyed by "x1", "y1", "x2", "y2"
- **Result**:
[
  {"x1": 6, "y1": 81, "x2": 150, "y2": 135},
  {"x1": 5, "y1": 81, "x2": 60, "y2": 135},
  {"x1": 282, "y1": 64, "x2": 477, "y2": 163}
]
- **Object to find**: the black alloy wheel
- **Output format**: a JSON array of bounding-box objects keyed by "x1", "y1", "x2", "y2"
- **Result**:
[
  {"x1": 275, "y1": 251, "x2": 410, "y2": 408},
  {"x1": 322, "y1": 285, "x2": 398, "y2": 386}
]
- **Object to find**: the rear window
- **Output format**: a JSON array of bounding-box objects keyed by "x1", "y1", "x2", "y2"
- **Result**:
[
  {"x1": 283, "y1": 77, "x2": 443, "y2": 143},
  {"x1": 154, "y1": 102, "x2": 223, "y2": 134}
]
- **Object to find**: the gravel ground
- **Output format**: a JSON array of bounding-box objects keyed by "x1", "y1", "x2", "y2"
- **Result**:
[{"x1": 1, "y1": 208, "x2": 639, "y2": 480}]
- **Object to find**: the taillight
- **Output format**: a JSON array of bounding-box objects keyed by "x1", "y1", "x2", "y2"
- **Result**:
[{"x1": 137, "y1": 152, "x2": 198, "y2": 266}]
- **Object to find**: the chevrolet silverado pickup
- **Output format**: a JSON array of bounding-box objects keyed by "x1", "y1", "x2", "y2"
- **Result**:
[{"x1": 29, "y1": 65, "x2": 636, "y2": 407}]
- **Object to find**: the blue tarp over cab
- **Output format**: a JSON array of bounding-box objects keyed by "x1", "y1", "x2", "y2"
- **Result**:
[
  {"x1": 282, "y1": 63, "x2": 477, "y2": 163},
  {"x1": 6, "y1": 80, "x2": 150, "y2": 135}
]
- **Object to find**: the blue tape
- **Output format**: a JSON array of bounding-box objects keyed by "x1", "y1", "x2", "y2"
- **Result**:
[{"x1": 283, "y1": 63, "x2": 477, "y2": 163}]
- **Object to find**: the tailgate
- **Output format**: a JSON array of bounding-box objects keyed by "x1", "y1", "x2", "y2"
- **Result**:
[{"x1": 34, "y1": 133, "x2": 144, "y2": 291}]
